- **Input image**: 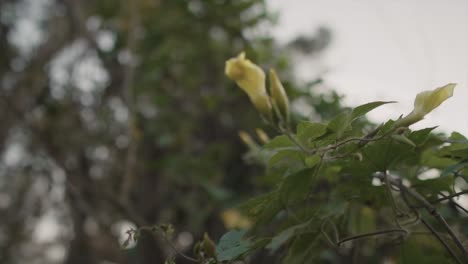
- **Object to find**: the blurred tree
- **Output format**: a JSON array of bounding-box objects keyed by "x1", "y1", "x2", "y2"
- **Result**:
[{"x1": 0, "y1": 0, "x2": 342, "y2": 263}]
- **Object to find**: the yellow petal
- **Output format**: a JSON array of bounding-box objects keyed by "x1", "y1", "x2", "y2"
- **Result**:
[
  {"x1": 413, "y1": 83, "x2": 455, "y2": 116},
  {"x1": 225, "y1": 52, "x2": 272, "y2": 119},
  {"x1": 238, "y1": 130, "x2": 257, "y2": 149},
  {"x1": 269, "y1": 69, "x2": 290, "y2": 123},
  {"x1": 255, "y1": 128, "x2": 270, "y2": 144},
  {"x1": 396, "y1": 83, "x2": 456, "y2": 127},
  {"x1": 220, "y1": 208, "x2": 252, "y2": 229}
]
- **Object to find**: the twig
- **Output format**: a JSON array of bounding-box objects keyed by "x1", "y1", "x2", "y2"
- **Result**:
[
  {"x1": 420, "y1": 218, "x2": 463, "y2": 264},
  {"x1": 430, "y1": 190, "x2": 468, "y2": 204},
  {"x1": 401, "y1": 185, "x2": 466, "y2": 257},
  {"x1": 325, "y1": 135, "x2": 386, "y2": 152},
  {"x1": 320, "y1": 219, "x2": 340, "y2": 247},
  {"x1": 281, "y1": 127, "x2": 314, "y2": 154},
  {"x1": 382, "y1": 175, "x2": 468, "y2": 259},
  {"x1": 381, "y1": 171, "x2": 405, "y2": 228},
  {"x1": 139, "y1": 226, "x2": 199, "y2": 263},
  {"x1": 337, "y1": 229, "x2": 407, "y2": 247},
  {"x1": 435, "y1": 192, "x2": 468, "y2": 215},
  {"x1": 399, "y1": 179, "x2": 464, "y2": 263}
]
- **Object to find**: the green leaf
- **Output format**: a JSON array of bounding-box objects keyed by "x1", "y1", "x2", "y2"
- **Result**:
[
  {"x1": 414, "y1": 176, "x2": 453, "y2": 198},
  {"x1": 264, "y1": 135, "x2": 295, "y2": 149},
  {"x1": 296, "y1": 121, "x2": 327, "y2": 145},
  {"x1": 320, "y1": 198, "x2": 349, "y2": 219},
  {"x1": 239, "y1": 191, "x2": 282, "y2": 229},
  {"x1": 304, "y1": 154, "x2": 321, "y2": 168},
  {"x1": 391, "y1": 134, "x2": 416, "y2": 147},
  {"x1": 421, "y1": 150, "x2": 456, "y2": 169},
  {"x1": 449, "y1": 131, "x2": 467, "y2": 141},
  {"x1": 440, "y1": 162, "x2": 468, "y2": 177},
  {"x1": 351, "y1": 101, "x2": 395, "y2": 121},
  {"x1": 268, "y1": 149, "x2": 304, "y2": 168},
  {"x1": 441, "y1": 141, "x2": 468, "y2": 160},
  {"x1": 267, "y1": 149, "x2": 307, "y2": 177},
  {"x1": 408, "y1": 127, "x2": 437, "y2": 146},
  {"x1": 280, "y1": 168, "x2": 316, "y2": 204},
  {"x1": 361, "y1": 139, "x2": 392, "y2": 171},
  {"x1": 266, "y1": 221, "x2": 310, "y2": 252},
  {"x1": 216, "y1": 230, "x2": 252, "y2": 261},
  {"x1": 327, "y1": 111, "x2": 351, "y2": 135}
]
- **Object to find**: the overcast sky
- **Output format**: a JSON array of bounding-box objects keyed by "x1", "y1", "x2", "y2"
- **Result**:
[{"x1": 268, "y1": 0, "x2": 468, "y2": 135}]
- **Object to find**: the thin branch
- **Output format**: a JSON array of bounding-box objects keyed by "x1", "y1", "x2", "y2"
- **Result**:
[
  {"x1": 337, "y1": 229, "x2": 407, "y2": 247},
  {"x1": 283, "y1": 130, "x2": 313, "y2": 154},
  {"x1": 326, "y1": 135, "x2": 386, "y2": 151},
  {"x1": 420, "y1": 218, "x2": 463, "y2": 264},
  {"x1": 435, "y1": 192, "x2": 468, "y2": 215},
  {"x1": 138, "y1": 226, "x2": 199, "y2": 263},
  {"x1": 401, "y1": 188, "x2": 464, "y2": 264},
  {"x1": 382, "y1": 171, "x2": 405, "y2": 228},
  {"x1": 323, "y1": 124, "x2": 390, "y2": 153},
  {"x1": 430, "y1": 190, "x2": 468, "y2": 204},
  {"x1": 378, "y1": 174, "x2": 468, "y2": 259},
  {"x1": 320, "y1": 218, "x2": 340, "y2": 247},
  {"x1": 401, "y1": 184, "x2": 467, "y2": 257}
]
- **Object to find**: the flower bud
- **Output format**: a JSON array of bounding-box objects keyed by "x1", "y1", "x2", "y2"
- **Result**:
[
  {"x1": 238, "y1": 130, "x2": 257, "y2": 149},
  {"x1": 269, "y1": 69, "x2": 290, "y2": 123},
  {"x1": 255, "y1": 128, "x2": 270, "y2": 144},
  {"x1": 395, "y1": 83, "x2": 456, "y2": 127},
  {"x1": 220, "y1": 208, "x2": 252, "y2": 229},
  {"x1": 225, "y1": 52, "x2": 272, "y2": 120}
]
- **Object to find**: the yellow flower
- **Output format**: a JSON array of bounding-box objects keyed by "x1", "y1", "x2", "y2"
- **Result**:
[
  {"x1": 255, "y1": 128, "x2": 270, "y2": 144},
  {"x1": 269, "y1": 69, "x2": 290, "y2": 123},
  {"x1": 225, "y1": 52, "x2": 272, "y2": 119},
  {"x1": 238, "y1": 130, "x2": 257, "y2": 149},
  {"x1": 220, "y1": 208, "x2": 252, "y2": 229},
  {"x1": 396, "y1": 83, "x2": 456, "y2": 127}
]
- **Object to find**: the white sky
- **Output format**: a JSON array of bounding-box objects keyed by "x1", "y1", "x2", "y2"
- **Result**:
[{"x1": 268, "y1": 0, "x2": 468, "y2": 135}]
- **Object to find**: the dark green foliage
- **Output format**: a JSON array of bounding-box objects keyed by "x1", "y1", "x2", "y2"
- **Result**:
[{"x1": 214, "y1": 92, "x2": 467, "y2": 263}]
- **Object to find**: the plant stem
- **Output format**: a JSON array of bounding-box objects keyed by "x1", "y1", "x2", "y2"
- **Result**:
[
  {"x1": 140, "y1": 226, "x2": 199, "y2": 262},
  {"x1": 401, "y1": 188, "x2": 464, "y2": 263},
  {"x1": 337, "y1": 229, "x2": 407, "y2": 246},
  {"x1": 402, "y1": 185, "x2": 467, "y2": 257},
  {"x1": 382, "y1": 171, "x2": 405, "y2": 228},
  {"x1": 379, "y1": 174, "x2": 468, "y2": 259},
  {"x1": 435, "y1": 192, "x2": 468, "y2": 215},
  {"x1": 430, "y1": 190, "x2": 468, "y2": 204},
  {"x1": 281, "y1": 127, "x2": 314, "y2": 154},
  {"x1": 420, "y1": 218, "x2": 463, "y2": 264}
]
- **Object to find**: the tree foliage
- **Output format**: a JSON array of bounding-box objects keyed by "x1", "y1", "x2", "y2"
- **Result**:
[
  {"x1": 193, "y1": 56, "x2": 466, "y2": 263},
  {"x1": 142, "y1": 56, "x2": 468, "y2": 263}
]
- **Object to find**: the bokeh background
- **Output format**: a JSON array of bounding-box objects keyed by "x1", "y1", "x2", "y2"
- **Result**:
[{"x1": 0, "y1": 0, "x2": 466, "y2": 263}]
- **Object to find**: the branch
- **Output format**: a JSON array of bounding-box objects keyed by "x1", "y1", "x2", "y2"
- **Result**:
[
  {"x1": 337, "y1": 229, "x2": 407, "y2": 247},
  {"x1": 138, "y1": 226, "x2": 199, "y2": 263},
  {"x1": 420, "y1": 218, "x2": 464, "y2": 264},
  {"x1": 378, "y1": 174, "x2": 468, "y2": 259},
  {"x1": 382, "y1": 171, "x2": 406, "y2": 227},
  {"x1": 430, "y1": 190, "x2": 468, "y2": 204}
]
